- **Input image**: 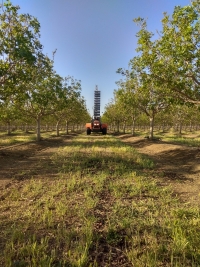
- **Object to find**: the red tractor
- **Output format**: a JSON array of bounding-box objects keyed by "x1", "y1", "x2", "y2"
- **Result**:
[{"x1": 85, "y1": 116, "x2": 107, "y2": 135}]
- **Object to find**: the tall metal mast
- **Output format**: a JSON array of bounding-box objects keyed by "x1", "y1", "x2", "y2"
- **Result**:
[{"x1": 94, "y1": 85, "x2": 101, "y2": 117}]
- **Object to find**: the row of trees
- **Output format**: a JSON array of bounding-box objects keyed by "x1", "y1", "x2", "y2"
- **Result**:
[
  {"x1": 103, "y1": 0, "x2": 200, "y2": 138},
  {"x1": 103, "y1": 96, "x2": 200, "y2": 135},
  {"x1": 0, "y1": 1, "x2": 90, "y2": 140}
]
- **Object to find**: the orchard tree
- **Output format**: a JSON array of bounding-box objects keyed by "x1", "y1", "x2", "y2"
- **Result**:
[
  {"x1": 134, "y1": 83, "x2": 170, "y2": 139},
  {"x1": 154, "y1": 109, "x2": 173, "y2": 133},
  {"x1": 118, "y1": 58, "x2": 171, "y2": 139},
  {"x1": 0, "y1": 98, "x2": 21, "y2": 134},
  {"x1": 102, "y1": 102, "x2": 115, "y2": 130},
  {"x1": 69, "y1": 97, "x2": 90, "y2": 132},
  {"x1": 18, "y1": 54, "x2": 63, "y2": 141},
  {"x1": 169, "y1": 104, "x2": 199, "y2": 134},
  {"x1": 187, "y1": 106, "x2": 200, "y2": 131},
  {"x1": 103, "y1": 99, "x2": 122, "y2": 133},
  {"x1": 133, "y1": 0, "x2": 200, "y2": 105},
  {"x1": 116, "y1": 69, "x2": 141, "y2": 135},
  {"x1": 112, "y1": 90, "x2": 128, "y2": 133},
  {"x1": 63, "y1": 96, "x2": 87, "y2": 135},
  {"x1": 53, "y1": 76, "x2": 82, "y2": 136},
  {"x1": 0, "y1": 0, "x2": 43, "y2": 100}
]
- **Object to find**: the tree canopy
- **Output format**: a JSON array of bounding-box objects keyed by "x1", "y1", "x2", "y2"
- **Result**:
[
  {"x1": 0, "y1": 0, "x2": 89, "y2": 140},
  {"x1": 104, "y1": 0, "x2": 200, "y2": 138}
]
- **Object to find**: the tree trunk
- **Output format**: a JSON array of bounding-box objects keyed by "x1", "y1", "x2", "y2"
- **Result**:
[
  {"x1": 117, "y1": 121, "x2": 120, "y2": 133},
  {"x1": 56, "y1": 121, "x2": 60, "y2": 137},
  {"x1": 66, "y1": 120, "x2": 69, "y2": 135},
  {"x1": 123, "y1": 121, "x2": 126, "y2": 134},
  {"x1": 25, "y1": 123, "x2": 28, "y2": 133},
  {"x1": 149, "y1": 116, "x2": 154, "y2": 139},
  {"x1": 131, "y1": 117, "x2": 136, "y2": 136},
  {"x1": 189, "y1": 121, "x2": 192, "y2": 132},
  {"x1": 162, "y1": 122, "x2": 165, "y2": 133},
  {"x1": 45, "y1": 124, "x2": 49, "y2": 132},
  {"x1": 113, "y1": 123, "x2": 116, "y2": 132},
  {"x1": 36, "y1": 116, "x2": 41, "y2": 141},
  {"x1": 179, "y1": 122, "x2": 182, "y2": 135},
  {"x1": 7, "y1": 121, "x2": 11, "y2": 135}
]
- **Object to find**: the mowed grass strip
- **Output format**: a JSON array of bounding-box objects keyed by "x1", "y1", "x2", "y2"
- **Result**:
[
  {"x1": 0, "y1": 131, "x2": 36, "y2": 146},
  {"x1": 0, "y1": 134, "x2": 200, "y2": 267}
]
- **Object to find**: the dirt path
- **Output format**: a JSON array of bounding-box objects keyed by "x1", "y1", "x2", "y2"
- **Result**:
[
  {"x1": 118, "y1": 135, "x2": 200, "y2": 205},
  {"x1": 1, "y1": 134, "x2": 200, "y2": 206}
]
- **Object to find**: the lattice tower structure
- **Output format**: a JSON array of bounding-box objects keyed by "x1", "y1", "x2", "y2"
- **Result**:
[{"x1": 94, "y1": 85, "x2": 101, "y2": 117}]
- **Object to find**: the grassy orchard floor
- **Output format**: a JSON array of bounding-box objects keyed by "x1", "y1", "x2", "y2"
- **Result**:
[
  {"x1": 0, "y1": 130, "x2": 69, "y2": 147},
  {"x1": 0, "y1": 133, "x2": 200, "y2": 266}
]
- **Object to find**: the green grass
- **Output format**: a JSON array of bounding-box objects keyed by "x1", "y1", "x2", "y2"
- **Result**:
[
  {"x1": 0, "y1": 131, "x2": 36, "y2": 146},
  {"x1": 155, "y1": 131, "x2": 200, "y2": 147},
  {"x1": 164, "y1": 135, "x2": 200, "y2": 147},
  {"x1": 134, "y1": 129, "x2": 200, "y2": 147},
  {"x1": 1, "y1": 134, "x2": 200, "y2": 266},
  {"x1": 0, "y1": 130, "x2": 71, "y2": 146}
]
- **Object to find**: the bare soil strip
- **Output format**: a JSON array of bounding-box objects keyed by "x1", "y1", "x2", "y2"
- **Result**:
[
  {"x1": 117, "y1": 134, "x2": 200, "y2": 205},
  {"x1": 89, "y1": 179, "x2": 132, "y2": 267}
]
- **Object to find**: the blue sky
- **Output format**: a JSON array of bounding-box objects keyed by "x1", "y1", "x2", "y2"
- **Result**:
[{"x1": 11, "y1": 0, "x2": 190, "y2": 116}]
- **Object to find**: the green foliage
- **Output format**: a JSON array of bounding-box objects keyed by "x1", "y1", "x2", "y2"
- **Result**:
[
  {"x1": 106, "y1": 0, "x2": 200, "y2": 138},
  {"x1": 132, "y1": 0, "x2": 200, "y2": 105},
  {"x1": 0, "y1": 1, "x2": 88, "y2": 140},
  {"x1": 0, "y1": 0, "x2": 43, "y2": 100}
]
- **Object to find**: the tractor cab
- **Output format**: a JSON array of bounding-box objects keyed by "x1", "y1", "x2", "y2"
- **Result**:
[{"x1": 91, "y1": 116, "x2": 101, "y2": 130}]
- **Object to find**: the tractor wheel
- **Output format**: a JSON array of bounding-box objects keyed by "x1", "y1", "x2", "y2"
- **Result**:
[
  {"x1": 87, "y1": 128, "x2": 91, "y2": 135},
  {"x1": 102, "y1": 128, "x2": 107, "y2": 135}
]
